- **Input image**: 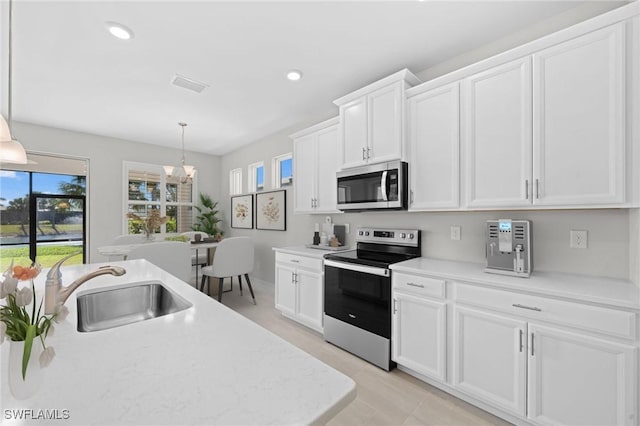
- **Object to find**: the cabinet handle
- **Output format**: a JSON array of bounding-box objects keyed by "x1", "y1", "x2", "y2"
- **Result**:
[
  {"x1": 314, "y1": 198, "x2": 317, "y2": 208},
  {"x1": 290, "y1": 259, "x2": 300, "y2": 264},
  {"x1": 525, "y1": 180, "x2": 529, "y2": 200},
  {"x1": 519, "y1": 329, "x2": 523, "y2": 352},
  {"x1": 512, "y1": 303, "x2": 542, "y2": 312},
  {"x1": 535, "y1": 179, "x2": 540, "y2": 199},
  {"x1": 348, "y1": 313, "x2": 357, "y2": 319},
  {"x1": 531, "y1": 332, "x2": 535, "y2": 356},
  {"x1": 410, "y1": 189, "x2": 414, "y2": 205},
  {"x1": 406, "y1": 282, "x2": 424, "y2": 288},
  {"x1": 366, "y1": 147, "x2": 371, "y2": 159},
  {"x1": 362, "y1": 147, "x2": 366, "y2": 160},
  {"x1": 393, "y1": 299, "x2": 397, "y2": 314}
]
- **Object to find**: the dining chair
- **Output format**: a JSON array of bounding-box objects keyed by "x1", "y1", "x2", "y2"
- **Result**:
[
  {"x1": 111, "y1": 234, "x2": 148, "y2": 245},
  {"x1": 127, "y1": 241, "x2": 191, "y2": 284},
  {"x1": 199, "y1": 237, "x2": 255, "y2": 304}
]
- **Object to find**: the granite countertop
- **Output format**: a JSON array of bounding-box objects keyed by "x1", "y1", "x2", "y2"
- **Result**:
[
  {"x1": 0, "y1": 259, "x2": 356, "y2": 425},
  {"x1": 391, "y1": 257, "x2": 640, "y2": 311}
]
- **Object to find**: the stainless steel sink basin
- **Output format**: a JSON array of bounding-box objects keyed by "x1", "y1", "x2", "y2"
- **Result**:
[{"x1": 77, "y1": 281, "x2": 192, "y2": 332}]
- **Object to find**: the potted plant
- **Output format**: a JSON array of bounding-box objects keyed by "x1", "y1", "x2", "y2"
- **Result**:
[{"x1": 193, "y1": 193, "x2": 223, "y2": 241}]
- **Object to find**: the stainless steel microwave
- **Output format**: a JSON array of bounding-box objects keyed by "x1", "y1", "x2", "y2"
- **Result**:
[{"x1": 336, "y1": 161, "x2": 408, "y2": 211}]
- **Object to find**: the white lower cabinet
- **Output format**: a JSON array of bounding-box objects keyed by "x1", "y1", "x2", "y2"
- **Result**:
[
  {"x1": 392, "y1": 292, "x2": 447, "y2": 381},
  {"x1": 453, "y1": 305, "x2": 638, "y2": 425},
  {"x1": 527, "y1": 324, "x2": 637, "y2": 426},
  {"x1": 453, "y1": 305, "x2": 527, "y2": 416},
  {"x1": 390, "y1": 266, "x2": 639, "y2": 426},
  {"x1": 274, "y1": 252, "x2": 323, "y2": 333}
]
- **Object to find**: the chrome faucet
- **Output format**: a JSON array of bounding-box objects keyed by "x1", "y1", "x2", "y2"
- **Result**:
[{"x1": 44, "y1": 252, "x2": 126, "y2": 314}]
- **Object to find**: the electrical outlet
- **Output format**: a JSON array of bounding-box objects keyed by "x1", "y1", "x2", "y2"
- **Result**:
[
  {"x1": 570, "y1": 230, "x2": 588, "y2": 249},
  {"x1": 325, "y1": 216, "x2": 332, "y2": 224},
  {"x1": 450, "y1": 225, "x2": 461, "y2": 241}
]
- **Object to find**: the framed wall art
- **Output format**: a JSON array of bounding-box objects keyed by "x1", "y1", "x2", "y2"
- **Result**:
[
  {"x1": 256, "y1": 190, "x2": 286, "y2": 231},
  {"x1": 231, "y1": 194, "x2": 254, "y2": 229}
]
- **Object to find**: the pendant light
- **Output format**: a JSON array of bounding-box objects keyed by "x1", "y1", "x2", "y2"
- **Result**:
[
  {"x1": 0, "y1": 0, "x2": 28, "y2": 165},
  {"x1": 164, "y1": 122, "x2": 195, "y2": 184}
]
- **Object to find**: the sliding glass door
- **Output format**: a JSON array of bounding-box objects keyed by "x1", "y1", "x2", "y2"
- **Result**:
[{"x1": 0, "y1": 157, "x2": 87, "y2": 269}]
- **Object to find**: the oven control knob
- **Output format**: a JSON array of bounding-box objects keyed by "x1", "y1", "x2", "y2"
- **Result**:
[
  {"x1": 409, "y1": 233, "x2": 415, "y2": 239},
  {"x1": 358, "y1": 231, "x2": 364, "y2": 236},
  {"x1": 365, "y1": 231, "x2": 370, "y2": 236},
  {"x1": 401, "y1": 233, "x2": 406, "y2": 239}
]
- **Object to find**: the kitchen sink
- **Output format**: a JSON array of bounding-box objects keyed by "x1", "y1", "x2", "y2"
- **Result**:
[{"x1": 77, "y1": 281, "x2": 192, "y2": 332}]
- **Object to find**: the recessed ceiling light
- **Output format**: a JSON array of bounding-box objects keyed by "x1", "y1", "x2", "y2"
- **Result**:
[
  {"x1": 105, "y1": 22, "x2": 134, "y2": 40},
  {"x1": 287, "y1": 70, "x2": 303, "y2": 81}
]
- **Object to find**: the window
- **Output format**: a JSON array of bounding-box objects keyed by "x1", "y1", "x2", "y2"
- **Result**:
[
  {"x1": 229, "y1": 168, "x2": 243, "y2": 195},
  {"x1": 272, "y1": 153, "x2": 293, "y2": 188},
  {"x1": 0, "y1": 153, "x2": 87, "y2": 269},
  {"x1": 124, "y1": 161, "x2": 196, "y2": 235},
  {"x1": 248, "y1": 161, "x2": 264, "y2": 193}
]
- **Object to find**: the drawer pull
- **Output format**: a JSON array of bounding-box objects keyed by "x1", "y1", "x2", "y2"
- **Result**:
[
  {"x1": 348, "y1": 313, "x2": 357, "y2": 319},
  {"x1": 290, "y1": 259, "x2": 300, "y2": 263},
  {"x1": 512, "y1": 303, "x2": 542, "y2": 312},
  {"x1": 406, "y1": 282, "x2": 425, "y2": 288},
  {"x1": 519, "y1": 329, "x2": 523, "y2": 352}
]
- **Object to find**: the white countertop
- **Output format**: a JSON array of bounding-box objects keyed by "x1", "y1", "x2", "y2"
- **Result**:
[
  {"x1": 97, "y1": 241, "x2": 219, "y2": 257},
  {"x1": 273, "y1": 245, "x2": 353, "y2": 259},
  {"x1": 1, "y1": 260, "x2": 356, "y2": 425},
  {"x1": 391, "y1": 257, "x2": 640, "y2": 311}
]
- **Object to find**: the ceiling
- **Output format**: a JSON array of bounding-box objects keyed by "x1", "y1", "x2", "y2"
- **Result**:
[{"x1": 3, "y1": 0, "x2": 628, "y2": 156}]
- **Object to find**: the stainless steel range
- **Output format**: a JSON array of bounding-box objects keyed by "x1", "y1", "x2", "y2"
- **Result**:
[{"x1": 323, "y1": 227, "x2": 421, "y2": 370}]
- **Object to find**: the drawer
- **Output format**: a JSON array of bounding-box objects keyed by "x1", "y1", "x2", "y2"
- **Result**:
[
  {"x1": 393, "y1": 272, "x2": 446, "y2": 299},
  {"x1": 455, "y1": 282, "x2": 636, "y2": 340},
  {"x1": 276, "y1": 252, "x2": 323, "y2": 272}
]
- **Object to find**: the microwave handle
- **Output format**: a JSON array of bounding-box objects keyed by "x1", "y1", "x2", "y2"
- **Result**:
[{"x1": 381, "y1": 171, "x2": 388, "y2": 201}]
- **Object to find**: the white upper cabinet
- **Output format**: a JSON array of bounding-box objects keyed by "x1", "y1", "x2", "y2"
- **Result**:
[
  {"x1": 408, "y1": 82, "x2": 460, "y2": 210},
  {"x1": 292, "y1": 117, "x2": 340, "y2": 214},
  {"x1": 461, "y1": 22, "x2": 627, "y2": 209},
  {"x1": 463, "y1": 57, "x2": 533, "y2": 208},
  {"x1": 532, "y1": 24, "x2": 626, "y2": 206},
  {"x1": 334, "y1": 69, "x2": 420, "y2": 169}
]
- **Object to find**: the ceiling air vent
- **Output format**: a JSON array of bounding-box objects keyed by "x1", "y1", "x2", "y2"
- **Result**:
[{"x1": 171, "y1": 74, "x2": 209, "y2": 93}]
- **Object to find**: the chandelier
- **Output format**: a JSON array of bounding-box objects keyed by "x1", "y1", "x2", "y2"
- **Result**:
[
  {"x1": 0, "y1": 0, "x2": 28, "y2": 164},
  {"x1": 164, "y1": 122, "x2": 195, "y2": 184}
]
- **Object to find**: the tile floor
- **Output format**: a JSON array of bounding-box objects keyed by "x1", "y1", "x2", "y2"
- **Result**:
[{"x1": 206, "y1": 277, "x2": 512, "y2": 426}]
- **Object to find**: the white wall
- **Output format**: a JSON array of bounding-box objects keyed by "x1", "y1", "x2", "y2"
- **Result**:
[{"x1": 12, "y1": 122, "x2": 221, "y2": 263}]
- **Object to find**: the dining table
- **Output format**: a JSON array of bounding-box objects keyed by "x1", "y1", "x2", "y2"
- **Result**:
[{"x1": 97, "y1": 240, "x2": 219, "y2": 284}]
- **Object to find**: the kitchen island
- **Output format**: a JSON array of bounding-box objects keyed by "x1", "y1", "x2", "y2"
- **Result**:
[{"x1": 0, "y1": 259, "x2": 356, "y2": 425}]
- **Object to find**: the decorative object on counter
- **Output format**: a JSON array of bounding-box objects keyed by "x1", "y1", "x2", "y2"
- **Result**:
[
  {"x1": 329, "y1": 234, "x2": 342, "y2": 248},
  {"x1": 320, "y1": 233, "x2": 328, "y2": 246},
  {"x1": 256, "y1": 190, "x2": 286, "y2": 231},
  {"x1": 333, "y1": 225, "x2": 346, "y2": 247},
  {"x1": 126, "y1": 210, "x2": 168, "y2": 240},
  {"x1": 193, "y1": 193, "x2": 224, "y2": 239},
  {"x1": 313, "y1": 224, "x2": 321, "y2": 245},
  {"x1": 0, "y1": 260, "x2": 63, "y2": 399},
  {"x1": 231, "y1": 194, "x2": 254, "y2": 229}
]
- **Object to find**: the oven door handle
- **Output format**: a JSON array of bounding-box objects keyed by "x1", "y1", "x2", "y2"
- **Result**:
[
  {"x1": 324, "y1": 259, "x2": 390, "y2": 277},
  {"x1": 380, "y1": 171, "x2": 388, "y2": 201}
]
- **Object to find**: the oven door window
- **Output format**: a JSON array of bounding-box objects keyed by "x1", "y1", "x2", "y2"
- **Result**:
[{"x1": 324, "y1": 265, "x2": 391, "y2": 338}]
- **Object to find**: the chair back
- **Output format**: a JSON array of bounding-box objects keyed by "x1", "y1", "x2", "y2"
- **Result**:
[
  {"x1": 127, "y1": 241, "x2": 191, "y2": 283},
  {"x1": 112, "y1": 234, "x2": 148, "y2": 245},
  {"x1": 212, "y1": 237, "x2": 254, "y2": 278},
  {"x1": 180, "y1": 231, "x2": 209, "y2": 242}
]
